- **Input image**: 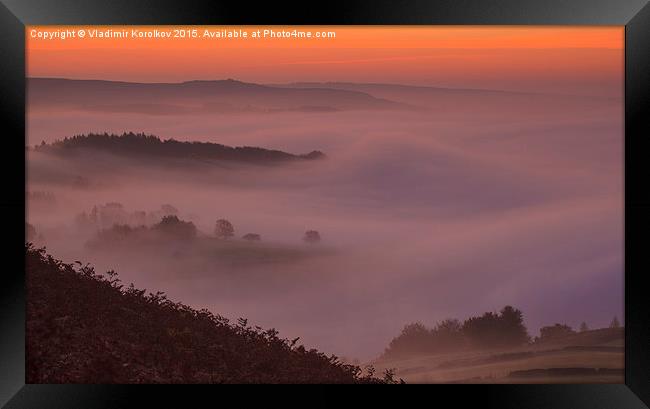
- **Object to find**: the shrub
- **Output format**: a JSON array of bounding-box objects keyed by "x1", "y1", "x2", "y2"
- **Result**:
[
  {"x1": 538, "y1": 323, "x2": 575, "y2": 341},
  {"x1": 242, "y1": 233, "x2": 261, "y2": 241},
  {"x1": 303, "y1": 230, "x2": 321, "y2": 243}
]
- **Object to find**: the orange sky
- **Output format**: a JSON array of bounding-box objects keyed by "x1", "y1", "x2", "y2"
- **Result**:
[{"x1": 27, "y1": 26, "x2": 623, "y2": 96}]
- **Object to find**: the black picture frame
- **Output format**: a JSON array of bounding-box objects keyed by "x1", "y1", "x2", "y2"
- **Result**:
[{"x1": 1, "y1": 0, "x2": 648, "y2": 407}]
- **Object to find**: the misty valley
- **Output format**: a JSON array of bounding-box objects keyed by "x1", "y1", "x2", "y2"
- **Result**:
[{"x1": 26, "y1": 78, "x2": 623, "y2": 383}]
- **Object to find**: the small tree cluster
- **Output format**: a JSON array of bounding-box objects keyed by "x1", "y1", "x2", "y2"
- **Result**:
[
  {"x1": 214, "y1": 218, "x2": 321, "y2": 245},
  {"x1": 75, "y1": 203, "x2": 182, "y2": 231},
  {"x1": 538, "y1": 323, "x2": 576, "y2": 341}
]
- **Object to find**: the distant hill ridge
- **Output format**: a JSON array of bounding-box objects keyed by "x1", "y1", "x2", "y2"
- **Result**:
[
  {"x1": 28, "y1": 77, "x2": 409, "y2": 113},
  {"x1": 34, "y1": 132, "x2": 325, "y2": 163}
]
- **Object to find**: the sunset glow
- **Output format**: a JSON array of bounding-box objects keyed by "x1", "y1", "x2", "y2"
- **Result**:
[{"x1": 27, "y1": 26, "x2": 623, "y2": 96}]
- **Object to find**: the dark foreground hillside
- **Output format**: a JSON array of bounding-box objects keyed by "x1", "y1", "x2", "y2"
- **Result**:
[{"x1": 26, "y1": 245, "x2": 396, "y2": 384}]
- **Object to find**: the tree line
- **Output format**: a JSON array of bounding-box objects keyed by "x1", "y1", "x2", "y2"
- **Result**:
[
  {"x1": 382, "y1": 306, "x2": 622, "y2": 359},
  {"x1": 88, "y1": 207, "x2": 322, "y2": 245},
  {"x1": 35, "y1": 132, "x2": 325, "y2": 163}
]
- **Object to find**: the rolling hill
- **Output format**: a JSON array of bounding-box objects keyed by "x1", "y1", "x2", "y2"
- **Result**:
[
  {"x1": 277, "y1": 81, "x2": 621, "y2": 116},
  {"x1": 27, "y1": 78, "x2": 409, "y2": 114}
]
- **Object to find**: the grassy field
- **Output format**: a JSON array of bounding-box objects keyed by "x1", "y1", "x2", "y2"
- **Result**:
[{"x1": 373, "y1": 328, "x2": 623, "y2": 384}]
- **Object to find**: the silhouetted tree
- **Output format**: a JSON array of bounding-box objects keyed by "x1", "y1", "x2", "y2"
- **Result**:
[
  {"x1": 462, "y1": 312, "x2": 501, "y2": 348},
  {"x1": 499, "y1": 305, "x2": 530, "y2": 345},
  {"x1": 215, "y1": 219, "x2": 235, "y2": 239},
  {"x1": 610, "y1": 316, "x2": 621, "y2": 328},
  {"x1": 462, "y1": 306, "x2": 529, "y2": 348},
  {"x1": 579, "y1": 322, "x2": 589, "y2": 332},
  {"x1": 303, "y1": 230, "x2": 321, "y2": 243},
  {"x1": 153, "y1": 215, "x2": 197, "y2": 239},
  {"x1": 384, "y1": 323, "x2": 433, "y2": 358},
  {"x1": 430, "y1": 319, "x2": 465, "y2": 350},
  {"x1": 242, "y1": 233, "x2": 261, "y2": 241},
  {"x1": 539, "y1": 323, "x2": 575, "y2": 341}
]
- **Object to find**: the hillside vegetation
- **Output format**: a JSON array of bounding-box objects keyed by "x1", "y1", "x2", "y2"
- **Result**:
[
  {"x1": 33, "y1": 132, "x2": 325, "y2": 164},
  {"x1": 26, "y1": 245, "x2": 397, "y2": 383}
]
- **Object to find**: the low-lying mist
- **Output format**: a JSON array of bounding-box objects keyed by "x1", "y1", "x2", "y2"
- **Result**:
[{"x1": 27, "y1": 91, "x2": 623, "y2": 360}]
